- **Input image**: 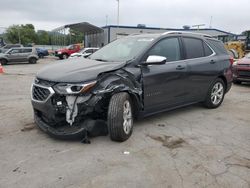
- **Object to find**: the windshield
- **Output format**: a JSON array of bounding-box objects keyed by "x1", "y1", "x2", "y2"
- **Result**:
[
  {"x1": 66, "y1": 45, "x2": 74, "y2": 50},
  {"x1": 89, "y1": 36, "x2": 155, "y2": 62}
]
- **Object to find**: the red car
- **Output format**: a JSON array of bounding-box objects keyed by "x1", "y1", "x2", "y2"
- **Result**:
[
  {"x1": 55, "y1": 44, "x2": 81, "y2": 59},
  {"x1": 232, "y1": 53, "x2": 250, "y2": 84}
]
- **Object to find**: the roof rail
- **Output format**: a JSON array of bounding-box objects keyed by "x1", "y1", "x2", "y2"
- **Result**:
[{"x1": 161, "y1": 31, "x2": 213, "y2": 38}]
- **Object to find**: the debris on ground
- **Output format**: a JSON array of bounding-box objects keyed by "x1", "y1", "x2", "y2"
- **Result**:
[
  {"x1": 147, "y1": 134, "x2": 186, "y2": 149},
  {"x1": 123, "y1": 151, "x2": 130, "y2": 155},
  {"x1": 21, "y1": 123, "x2": 36, "y2": 132}
]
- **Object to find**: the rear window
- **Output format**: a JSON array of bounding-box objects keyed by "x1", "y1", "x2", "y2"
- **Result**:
[
  {"x1": 183, "y1": 38, "x2": 204, "y2": 59},
  {"x1": 207, "y1": 39, "x2": 228, "y2": 54},
  {"x1": 204, "y1": 42, "x2": 213, "y2": 56}
]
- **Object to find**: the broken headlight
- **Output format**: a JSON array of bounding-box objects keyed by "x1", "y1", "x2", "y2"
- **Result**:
[{"x1": 53, "y1": 81, "x2": 97, "y2": 95}]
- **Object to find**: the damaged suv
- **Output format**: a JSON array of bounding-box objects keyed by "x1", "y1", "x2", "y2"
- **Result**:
[{"x1": 31, "y1": 32, "x2": 233, "y2": 142}]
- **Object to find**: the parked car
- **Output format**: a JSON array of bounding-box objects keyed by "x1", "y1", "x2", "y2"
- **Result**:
[
  {"x1": 232, "y1": 52, "x2": 250, "y2": 84},
  {"x1": 69, "y1": 47, "x2": 99, "y2": 58},
  {"x1": 0, "y1": 37, "x2": 5, "y2": 47},
  {"x1": 0, "y1": 44, "x2": 23, "y2": 53},
  {"x1": 31, "y1": 32, "x2": 233, "y2": 142},
  {"x1": 55, "y1": 44, "x2": 81, "y2": 59},
  {"x1": 0, "y1": 47, "x2": 38, "y2": 65},
  {"x1": 36, "y1": 48, "x2": 49, "y2": 58}
]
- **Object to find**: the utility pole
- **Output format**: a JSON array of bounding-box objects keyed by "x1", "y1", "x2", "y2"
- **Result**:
[
  {"x1": 17, "y1": 25, "x2": 21, "y2": 44},
  {"x1": 106, "y1": 15, "x2": 108, "y2": 26},
  {"x1": 117, "y1": 0, "x2": 120, "y2": 27},
  {"x1": 209, "y1": 16, "x2": 213, "y2": 28}
]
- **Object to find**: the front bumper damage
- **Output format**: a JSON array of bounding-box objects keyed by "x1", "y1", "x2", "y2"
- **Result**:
[{"x1": 31, "y1": 69, "x2": 142, "y2": 141}]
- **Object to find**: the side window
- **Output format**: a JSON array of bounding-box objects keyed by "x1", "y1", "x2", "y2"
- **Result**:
[
  {"x1": 85, "y1": 49, "x2": 92, "y2": 53},
  {"x1": 183, "y1": 38, "x2": 204, "y2": 59},
  {"x1": 10, "y1": 49, "x2": 20, "y2": 54},
  {"x1": 148, "y1": 37, "x2": 181, "y2": 62},
  {"x1": 204, "y1": 42, "x2": 213, "y2": 56},
  {"x1": 22, "y1": 49, "x2": 32, "y2": 53}
]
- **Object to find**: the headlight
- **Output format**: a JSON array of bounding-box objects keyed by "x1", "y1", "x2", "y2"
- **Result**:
[
  {"x1": 58, "y1": 51, "x2": 62, "y2": 54},
  {"x1": 53, "y1": 81, "x2": 97, "y2": 94},
  {"x1": 233, "y1": 61, "x2": 238, "y2": 66}
]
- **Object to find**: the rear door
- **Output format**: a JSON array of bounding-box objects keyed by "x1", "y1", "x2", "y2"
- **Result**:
[
  {"x1": 7, "y1": 49, "x2": 22, "y2": 62},
  {"x1": 142, "y1": 37, "x2": 189, "y2": 113},
  {"x1": 20, "y1": 48, "x2": 32, "y2": 61},
  {"x1": 182, "y1": 37, "x2": 218, "y2": 101}
]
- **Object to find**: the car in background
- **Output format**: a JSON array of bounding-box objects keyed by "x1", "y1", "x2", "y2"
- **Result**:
[
  {"x1": 0, "y1": 44, "x2": 23, "y2": 53},
  {"x1": 69, "y1": 47, "x2": 99, "y2": 58},
  {"x1": 0, "y1": 47, "x2": 38, "y2": 65},
  {"x1": 0, "y1": 37, "x2": 5, "y2": 47},
  {"x1": 36, "y1": 48, "x2": 49, "y2": 58},
  {"x1": 55, "y1": 44, "x2": 81, "y2": 59},
  {"x1": 232, "y1": 52, "x2": 250, "y2": 84}
]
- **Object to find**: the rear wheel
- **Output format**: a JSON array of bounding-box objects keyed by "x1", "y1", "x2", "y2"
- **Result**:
[
  {"x1": 108, "y1": 92, "x2": 133, "y2": 142},
  {"x1": 204, "y1": 78, "x2": 225, "y2": 109},
  {"x1": 29, "y1": 57, "x2": 37, "y2": 64}
]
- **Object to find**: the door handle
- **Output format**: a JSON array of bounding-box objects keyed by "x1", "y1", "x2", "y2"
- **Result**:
[
  {"x1": 210, "y1": 60, "x2": 216, "y2": 64},
  {"x1": 176, "y1": 65, "x2": 185, "y2": 70}
]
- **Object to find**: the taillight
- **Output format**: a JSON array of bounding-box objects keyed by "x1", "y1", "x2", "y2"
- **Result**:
[{"x1": 229, "y1": 57, "x2": 234, "y2": 65}]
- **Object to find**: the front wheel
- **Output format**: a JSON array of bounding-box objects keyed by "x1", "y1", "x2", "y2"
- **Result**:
[
  {"x1": 108, "y1": 92, "x2": 133, "y2": 142},
  {"x1": 62, "y1": 54, "x2": 68, "y2": 59},
  {"x1": 204, "y1": 78, "x2": 225, "y2": 109},
  {"x1": 233, "y1": 80, "x2": 241, "y2": 84}
]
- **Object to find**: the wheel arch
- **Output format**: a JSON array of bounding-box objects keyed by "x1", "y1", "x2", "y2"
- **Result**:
[{"x1": 218, "y1": 75, "x2": 227, "y2": 91}]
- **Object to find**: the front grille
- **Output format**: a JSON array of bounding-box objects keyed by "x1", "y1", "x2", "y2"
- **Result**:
[
  {"x1": 33, "y1": 85, "x2": 51, "y2": 102},
  {"x1": 238, "y1": 71, "x2": 250, "y2": 77}
]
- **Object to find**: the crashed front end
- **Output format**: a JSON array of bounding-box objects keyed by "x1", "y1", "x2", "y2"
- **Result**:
[{"x1": 31, "y1": 70, "x2": 142, "y2": 140}]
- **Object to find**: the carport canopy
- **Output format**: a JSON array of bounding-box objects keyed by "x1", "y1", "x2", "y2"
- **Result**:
[{"x1": 52, "y1": 22, "x2": 103, "y2": 34}]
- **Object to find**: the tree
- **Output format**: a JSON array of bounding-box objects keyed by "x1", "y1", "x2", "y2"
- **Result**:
[
  {"x1": 6, "y1": 24, "x2": 37, "y2": 45},
  {"x1": 37, "y1": 30, "x2": 50, "y2": 45}
]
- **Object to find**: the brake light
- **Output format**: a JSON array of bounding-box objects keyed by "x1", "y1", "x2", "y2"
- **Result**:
[{"x1": 229, "y1": 57, "x2": 234, "y2": 65}]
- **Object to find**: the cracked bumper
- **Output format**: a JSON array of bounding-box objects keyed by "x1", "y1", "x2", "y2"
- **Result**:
[{"x1": 34, "y1": 112, "x2": 87, "y2": 139}]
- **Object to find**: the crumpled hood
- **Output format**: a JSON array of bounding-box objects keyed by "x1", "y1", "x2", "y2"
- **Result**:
[{"x1": 36, "y1": 58, "x2": 126, "y2": 83}]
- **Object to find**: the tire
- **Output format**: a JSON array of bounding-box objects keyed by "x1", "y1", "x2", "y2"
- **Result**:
[
  {"x1": 108, "y1": 92, "x2": 133, "y2": 142},
  {"x1": 0, "y1": 59, "x2": 7, "y2": 65},
  {"x1": 233, "y1": 80, "x2": 241, "y2": 84},
  {"x1": 204, "y1": 78, "x2": 225, "y2": 109},
  {"x1": 38, "y1": 54, "x2": 44, "y2": 58},
  {"x1": 29, "y1": 57, "x2": 37, "y2": 64},
  {"x1": 62, "y1": 54, "x2": 68, "y2": 59}
]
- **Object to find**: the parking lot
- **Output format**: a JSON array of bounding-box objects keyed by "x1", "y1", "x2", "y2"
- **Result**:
[{"x1": 0, "y1": 57, "x2": 249, "y2": 188}]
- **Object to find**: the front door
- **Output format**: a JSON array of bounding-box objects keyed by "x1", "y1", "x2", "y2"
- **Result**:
[{"x1": 142, "y1": 37, "x2": 189, "y2": 114}]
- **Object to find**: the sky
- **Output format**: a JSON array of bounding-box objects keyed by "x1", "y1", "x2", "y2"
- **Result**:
[{"x1": 0, "y1": 0, "x2": 249, "y2": 34}]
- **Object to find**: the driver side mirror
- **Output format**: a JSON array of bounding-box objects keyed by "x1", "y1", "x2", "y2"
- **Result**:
[{"x1": 145, "y1": 55, "x2": 167, "y2": 65}]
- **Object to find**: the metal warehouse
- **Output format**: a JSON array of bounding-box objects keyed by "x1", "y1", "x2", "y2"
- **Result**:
[{"x1": 51, "y1": 22, "x2": 236, "y2": 47}]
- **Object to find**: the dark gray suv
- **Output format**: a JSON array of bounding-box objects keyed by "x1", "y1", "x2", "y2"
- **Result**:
[{"x1": 31, "y1": 32, "x2": 233, "y2": 142}]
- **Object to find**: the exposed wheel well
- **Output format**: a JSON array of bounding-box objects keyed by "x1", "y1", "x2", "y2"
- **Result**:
[{"x1": 218, "y1": 75, "x2": 227, "y2": 90}]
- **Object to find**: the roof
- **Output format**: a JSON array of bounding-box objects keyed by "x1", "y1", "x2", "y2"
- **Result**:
[
  {"x1": 102, "y1": 25, "x2": 236, "y2": 36},
  {"x1": 52, "y1": 22, "x2": 103, "y2": 34}
]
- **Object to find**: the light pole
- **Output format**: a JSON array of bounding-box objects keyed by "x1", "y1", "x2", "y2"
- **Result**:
[
  {"x1": 117, "y1": 0, "x2": 120, "y2": 27},
  {"x1": 17, "y1": 25, "x2": 21, "y2": 44}
]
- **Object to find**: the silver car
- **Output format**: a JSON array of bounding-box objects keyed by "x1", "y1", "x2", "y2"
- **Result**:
[{"x1": 0, "y1": 47, "x2": 39, "y2": 65}]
